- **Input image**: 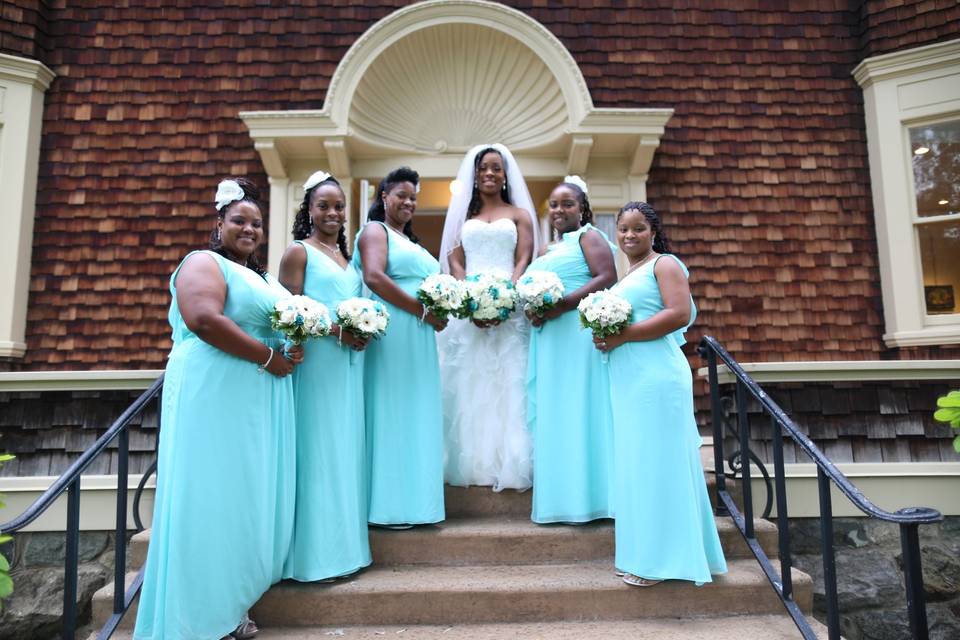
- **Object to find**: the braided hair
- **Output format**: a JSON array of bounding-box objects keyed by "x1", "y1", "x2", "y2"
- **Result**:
[
  {"x1": 617, "y1": 201, "x2": 673, "y2": 254},
  {"x1": 209, "y1": 177, "x2": 267, "y2": 277},
  {"x1": 558, "y1": 181, "x2": 594, "y2": 226},
  {"x1": 292, "y1": 176, "x2": 350, "y2": 259},
  {"x1": 466, "y1": 147, "x2": 513, "y2": 219},
  {"x1": 366, "y1": 166, "x2": 421, "y2": 244}
]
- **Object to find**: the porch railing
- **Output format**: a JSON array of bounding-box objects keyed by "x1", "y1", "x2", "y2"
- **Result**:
[
  {"x1": 0, "y1": 375, "x2": 163, "y2": 640},
  {"x1": 698, "y1": 336, "x2": 942, "y2": 640}
]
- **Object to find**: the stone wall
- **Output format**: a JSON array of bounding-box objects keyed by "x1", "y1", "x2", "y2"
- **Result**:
[
  {"x1": 790, "y1": 516, "x2": 960, "y2": 640},
  {"x1": 0, "y1": 531, "x2": 120, "y2": 639}
]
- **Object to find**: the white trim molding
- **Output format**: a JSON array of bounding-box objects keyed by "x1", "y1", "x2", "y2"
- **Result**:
[
  {"x1": 0, "y1": 53, "x2": 55, "y2": 359},
  {"x1": 853, "y1": 39, "x2": 960, "y2": 347},
  {"x1": 0, "y1": 369, "x2": 163, "y2": 392},
  {"x1": 696, "y1": 359, "x2": 960, "y2": 385},
  {"x1": 239, "y1": 0, "x2": 672, "y2": 274}
]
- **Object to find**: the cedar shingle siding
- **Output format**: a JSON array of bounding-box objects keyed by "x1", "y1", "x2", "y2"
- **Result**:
[{"x1": 3, "y1": 1, "x2": 960, "y2": 370}]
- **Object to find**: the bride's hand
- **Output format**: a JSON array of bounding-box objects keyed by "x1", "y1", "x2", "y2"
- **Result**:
[{"x1": 472, "y1": 318, "x2": 502, "y2": 329}]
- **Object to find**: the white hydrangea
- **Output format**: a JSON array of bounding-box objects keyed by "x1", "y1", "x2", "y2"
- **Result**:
[
  {"x1": 417, "y1": 273, "x2": 468, "y2": 320},
  {"x1": 464, "y1": 270, "x2": 517, "y2": 322},
  {"x1": 516, "y1": 270, "x2": 565, "y2": 317},
  {"x1": 336, "y1": 297, "x2": 390, "y2": 340},
  {"x1": 577, "y1": 290, "x2": 632, "y2": 338},
  {"x1": 270, "y1": 295, "x2": 331, "y2": 345}
]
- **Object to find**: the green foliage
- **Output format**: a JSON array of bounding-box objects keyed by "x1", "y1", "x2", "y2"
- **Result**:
[
  {"x1": 0, "y1": 453, "x2": 12, "y2": 602},
  {"x1": 934, "y1": 390, "x2": 960, "y2": 453}
]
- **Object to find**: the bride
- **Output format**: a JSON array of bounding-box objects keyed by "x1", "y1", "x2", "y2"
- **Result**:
[{"x1": 438, "y1": 144, "x2": 540, "y2": 492}]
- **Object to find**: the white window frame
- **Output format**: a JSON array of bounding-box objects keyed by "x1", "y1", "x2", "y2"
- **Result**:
[
  {"x1": 0, "y1": 53, "x2": 55, "y2": 358},
  {"x1": 855, "y1": 39, "x2": 960, "y2": 348}
]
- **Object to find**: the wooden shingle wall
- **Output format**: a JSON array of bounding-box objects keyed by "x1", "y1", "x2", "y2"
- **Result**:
[
  {"x1": 4, "y1": 1, "x2": 960, "y2": 371},
  {"x1": 0, "y1": 390, "x2": 158, "y2": 476},
  {"x1": 721, "y1": 380, "x2": 960, "y2": 464},
  {"x1": 0, "y1": 0, "x2": 50, "y2": 61}
]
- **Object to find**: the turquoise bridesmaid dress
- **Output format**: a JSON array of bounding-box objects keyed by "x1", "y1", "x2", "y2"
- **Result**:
[
  {"x1": 353, "y1": 222, "x2": 445, "y2": 525},
  {"x1": 607, "y1": 255, "x2": 727, "y2": 584},
  {"x1": 525, "y1": 224, "x2": 616, "y2": 523},
  {"x1": 283, "y1": 241, "x2": 371, "y2": 581},
  {"x1": 135, "y1": 251, "x2": 295, "y2": 640}
]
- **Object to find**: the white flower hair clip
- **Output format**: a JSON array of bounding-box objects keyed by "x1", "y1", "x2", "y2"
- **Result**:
[
  {"x1": 303, "y1": 170, "x2": 332, "y2": 191},
  {"x1": 563, "y1": 175, "x2": 588, "y2": 194},
  {"x1": 215, "y1": 179, "x2": 245, "y2": 211}
]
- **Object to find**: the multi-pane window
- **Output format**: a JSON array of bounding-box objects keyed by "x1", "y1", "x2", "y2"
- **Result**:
[{"x1": 910, "y1": 119, "x2": 960, "y2": 316}]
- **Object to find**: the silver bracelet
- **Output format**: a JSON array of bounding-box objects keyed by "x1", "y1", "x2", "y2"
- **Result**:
[
  {"x1": 419, "y1": 304, "x2": 429, "y2": 324},
  {"x1": 336, "y1": 324, "x2": 343, "y2": 347},
  {"x1": 257, "y1": 347, "x2": 274, "y2": 374}
]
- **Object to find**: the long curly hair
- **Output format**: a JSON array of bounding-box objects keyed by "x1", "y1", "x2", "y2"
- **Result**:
[
  {"x1": 466, "y1": 147, "x2": 513, "y2": 219},
  {"x1": 617, "y1": 201, "x2": 672, "y2": 254},
  {"x1": 209, "y1": 177, "x2": 267, "y2": 277},
  {"x1": 366, "y1": 166, "x2": 420, "y2": 244},
  {"x1": 557, "y1": 181, "x2": 594, "y2": 226},
  {"x1": 292, "y1": 176, "x2": 349, "y2": 259}
]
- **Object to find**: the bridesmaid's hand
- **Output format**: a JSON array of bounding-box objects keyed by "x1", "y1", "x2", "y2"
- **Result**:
[
  {"x1": 332, "y1": 324, "x2": 369, "y2": 351},
  {"x1": 425, "y1": 310, "x2": 448, "y2": 332},
  {"x1": 266, "y1": 350, "x2": 295, "y2": 377},
  {"x1": 593, "y1": 332, "x2": 626, "y2": 353},
  {"x1": 528, "y1": 303, "x2": 565, "y2": 327},
  {"x1": 284, "y1": 344, "x2": 305, "y2": 364}
]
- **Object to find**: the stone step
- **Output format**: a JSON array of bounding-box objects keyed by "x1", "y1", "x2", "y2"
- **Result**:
[
  {"x1": 97, "y1": 613, "x2": 829, "y2": 640},
  {"x1": 371, "y1": 515, "x2": 778, "y2": 565},
  {"x1": 251, "y1": 559, "x2": 813, "y2": 626}
]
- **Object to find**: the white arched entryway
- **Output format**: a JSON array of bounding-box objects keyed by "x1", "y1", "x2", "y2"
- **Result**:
[{"x1": 240, "y1": 0, "x2": 672, "y2": 272}]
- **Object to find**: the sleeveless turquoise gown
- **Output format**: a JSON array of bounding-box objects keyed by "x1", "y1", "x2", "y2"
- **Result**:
[
  {"x1": 353, "y1": 222, "x2": 445, "y2": 525},
  {"x1": 607, "y1": 255, "x2": 727, "y2": 584},
  {"x1": 525, "y1": 224, "x2": 616, "y2": 523},
  {"x1": 283, "y1": 241, "x2": 371, "y2": 581},
  {"x1": 135, "y1": 251, "x2": 295, "y2": 640}
]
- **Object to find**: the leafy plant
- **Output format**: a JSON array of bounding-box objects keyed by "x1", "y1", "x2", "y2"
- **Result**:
[
  {"x1": 934, "y1": 390, "x2": 960, "y2": 453},
  {"x1": 0, "y1": 453, "x2": 13, "y2": 601}
]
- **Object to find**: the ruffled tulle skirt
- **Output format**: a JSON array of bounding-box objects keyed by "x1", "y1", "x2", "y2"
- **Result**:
[{"x1": 438, "y1": 314, "x2": 532, "y2": 491}]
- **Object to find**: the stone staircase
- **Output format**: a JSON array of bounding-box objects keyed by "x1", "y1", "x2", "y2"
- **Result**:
[{"x1": 90, "y1": 449, "x2": 826, "y2": 639}]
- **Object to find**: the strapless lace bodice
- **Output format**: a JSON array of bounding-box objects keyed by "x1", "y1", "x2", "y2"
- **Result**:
[{"x1": 461, "y1": 218, "x2": 517, "y2": 274}]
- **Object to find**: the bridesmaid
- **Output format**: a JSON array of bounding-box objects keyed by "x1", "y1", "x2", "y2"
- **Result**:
[
  {"x1": 278, "y1": 170, "x2": 372, "y2": 582},
  {"x1": 135, "y1": 178, "x2": 298, "y2": 640},
  {"x1": 354, "y1": 166, "x2": 447, "y2": 528},
  {"x1": 595, "y1": 201, "x2": 726, "y2": 587},
  {"x1": 525, "y1": 178, "x2": 618, "y2": 524}
]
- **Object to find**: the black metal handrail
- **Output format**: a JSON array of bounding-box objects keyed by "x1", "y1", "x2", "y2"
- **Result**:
[
  {"x1": 698, "y1": 336, "x2": 942, "y2": 640},
  {"x1": 1, "y1": 374, "x2": 164, "y2": 640}
]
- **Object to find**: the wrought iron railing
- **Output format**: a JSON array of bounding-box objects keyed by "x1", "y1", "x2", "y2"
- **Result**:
[
  {"x1": 0, "y1": 375, "x2": 163, "y2": 640},
  {"x1": 698, "y1": 336, "x2": 942, "y2": 640}
]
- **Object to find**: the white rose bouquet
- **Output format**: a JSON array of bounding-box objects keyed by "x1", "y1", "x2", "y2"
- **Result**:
[
  {"x1": 577, "y1": 290, "x2": 632, "y2": 362},
  {"x1": 516, "y1": 270, "x2": 565, "y2": 318},
  {"x1": 417, "y1": 273, "x2": 468, "y2": 321},
  {"x1": 464, "y1": 270, "x2": 517, "y2": 323},
  {"x1": 270, "y1": 295, "x2": 332, "y2": 346},
  {"x1": 336, "y1": 297, "x2": 390, "y2": 341}
]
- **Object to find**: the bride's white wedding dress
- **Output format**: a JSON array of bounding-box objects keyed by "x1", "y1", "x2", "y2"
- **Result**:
[{"x1": 438, "y1": 217, "x2": 533, "y2": 491}]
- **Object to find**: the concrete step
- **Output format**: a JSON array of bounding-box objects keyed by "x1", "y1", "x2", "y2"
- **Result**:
[
  {"x1": 251, "y1": 559, "x2": 812, "y2": 626},
  {"x1": 126, "y1": 514, "x2": 778, "y2": 576},
  {"x1": 99, "y1": 613, "x2": 829, "y2": 639},
  {"x1": 90, "y1": 570, "x2": 139, "y2": 632},
  {"x1": 371, "y1": 515, "x2": 778, "y2": 565}
]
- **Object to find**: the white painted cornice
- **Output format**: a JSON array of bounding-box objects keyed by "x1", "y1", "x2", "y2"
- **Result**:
[
  {"x1": 853, "y1": 38, "x2": 960, "y2": 88},
  {"x1": 0, "y1": 370, "x2": 163, "y2": 392},
  {"x1": 0, "y1": 52, "x2": 55, "y2": 91}
]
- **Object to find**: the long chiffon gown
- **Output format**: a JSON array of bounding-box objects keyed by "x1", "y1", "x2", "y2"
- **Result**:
[
  {"x1": 607, "y1": 254, "x2": 727, "y2": 584},
  {"x1": 525, "y1": 224, "x2": 616, "y2": 523},
  {"x1": 135, "y1": 250, "x2": 295, "y2": 640},
  {"x1": 354, "y1": 221, "x2": 445, "y2": 525},
  {"x1": 283, "y1": 241, "x2": 371, "y2": 581}
]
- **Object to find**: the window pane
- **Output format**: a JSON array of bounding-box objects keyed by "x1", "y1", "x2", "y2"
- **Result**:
[
  {"x1": 918, "y1": 220, "x2": 960, "y2": 315},
  {"x1": 910, "y1": 120, "x2": 960, "y2": 218}
]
